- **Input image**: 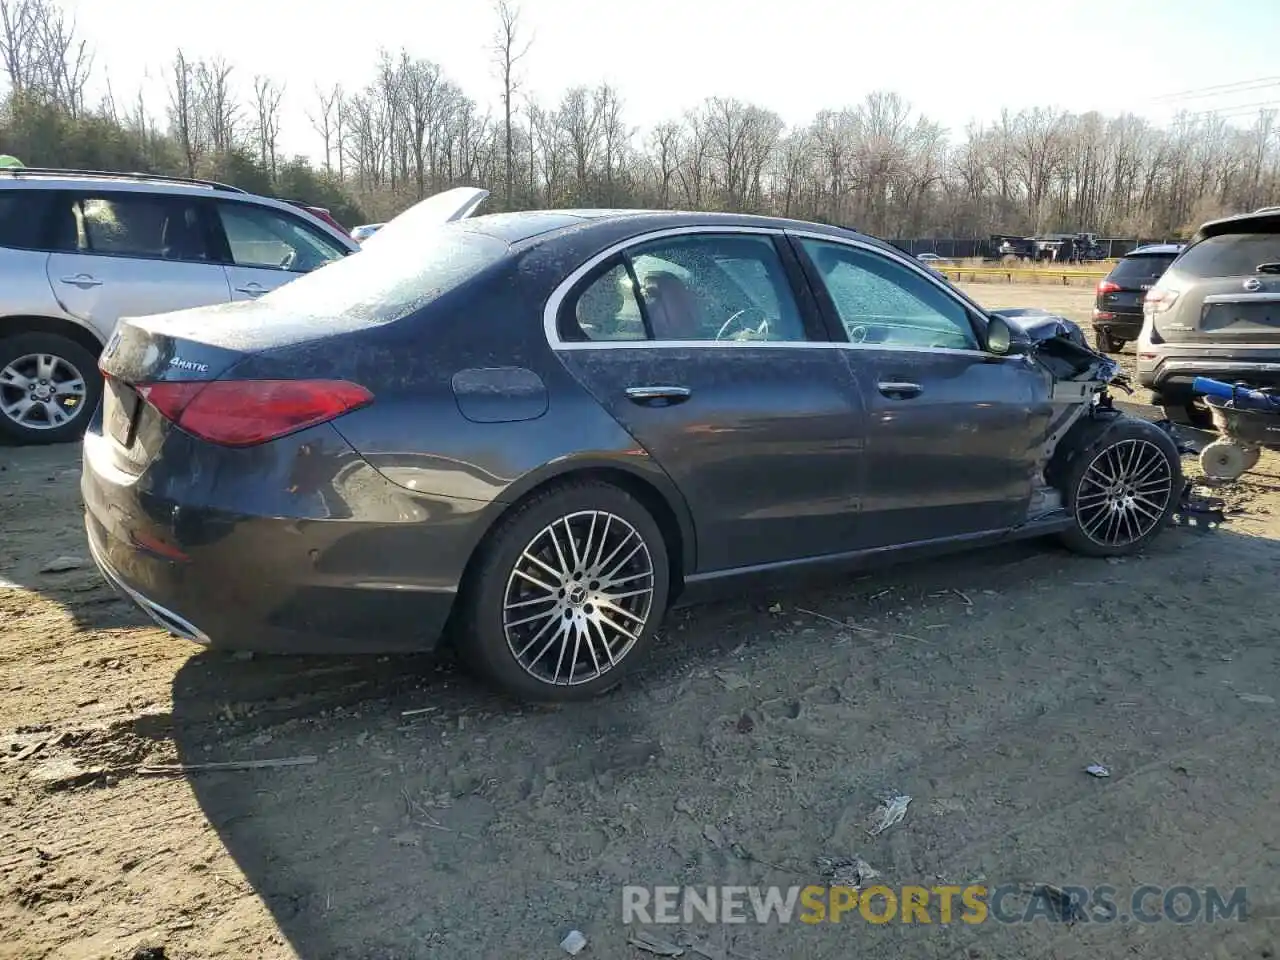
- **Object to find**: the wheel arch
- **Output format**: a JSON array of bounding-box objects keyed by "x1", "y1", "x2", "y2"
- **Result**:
[
  {"x1": 0, "y1": 314, "x2": 107, "y2": 358},
  {"x1": 461, "y1": 456, "x2": 697, "y2": 603}
]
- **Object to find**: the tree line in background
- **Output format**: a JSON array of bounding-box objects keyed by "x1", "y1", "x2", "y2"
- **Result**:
[{"x1": 2, "y1": 0, "x2": 1277, "y2": 238}]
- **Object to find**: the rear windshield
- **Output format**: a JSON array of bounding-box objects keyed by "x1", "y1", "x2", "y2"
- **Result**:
[
  {"x1": 1173, "y1": 232, "x2": 1280, "y2": 279},
  {"x1": 1108, "y1": 254, "x2": 1177, "y2": 285},
  {"x1": 260, "y1": 224, "x2": 509, "y2": 323}
]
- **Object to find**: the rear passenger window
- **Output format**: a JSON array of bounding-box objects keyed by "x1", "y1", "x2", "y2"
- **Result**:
[
  {"x1": 570, "y1": 264, "x2": 648, "y2": 341},
  {"x1": 0, "y1": 191, "x2": 55, "y2": 250},
  {"x1": 71, "y1": 194, "x2": 212, "y2": 262}
]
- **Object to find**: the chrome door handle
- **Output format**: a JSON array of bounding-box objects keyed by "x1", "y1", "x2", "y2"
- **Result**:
[
  {"x1": 60, "y1": 274, "x2": 103, "y2": 289},
  {"x1": 877, "y1": 380, "x2": 922, "y2": 398},
  {"x1": 235, "y1": 282, "x2": 267, "y2": 297},
  {"x1": 625, "y1": 385, "x2": 692, "y2": 406}
]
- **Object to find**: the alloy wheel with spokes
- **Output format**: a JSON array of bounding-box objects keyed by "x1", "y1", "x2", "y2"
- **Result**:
[
  {"x1": 503, "y1": 509, "x2": 656, "y2": 687},
  {"x1": 461, "y1": 481, "x2": 671, "y2": 701},
  {"x1": 1074, "y1": 437, "x2": 1175, "y2": 548},
  {"x1": 0, "y1": 351, "x2": 89, "y2": 431}
]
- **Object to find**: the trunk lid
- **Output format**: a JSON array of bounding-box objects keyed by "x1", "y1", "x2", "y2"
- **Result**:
[
  {"x1": 1098, "y1": 253, "x2": 1178, "y2": 314},
  {"x1": 98, "y1": 311, "x2": 253, "y2": 456},
  {"x1": 360, "y1": 187, "x2": 489, "y2": 251}
]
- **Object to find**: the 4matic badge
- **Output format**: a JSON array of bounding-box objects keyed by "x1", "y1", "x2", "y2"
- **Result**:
[{"x1": 168, "y1": 357, "x2": 209, "y2": 374}]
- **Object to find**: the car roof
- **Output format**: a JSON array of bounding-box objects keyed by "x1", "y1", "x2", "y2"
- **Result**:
[
  {"x1": 0, "y1": 167, "x2": 358, "y2": 248},
  {"x1": 1123, "y1": 243, "x2": 1183, "y2": 257},
  {"x1": 0, "y1": 167, "x2": 248, "y2": 196},
  {"x1": 457, "y1": 207, "x2": 898, "y2": 253},
  {"x1": 1192, "y1": 209, "x2": 1280, "y2": 243}
]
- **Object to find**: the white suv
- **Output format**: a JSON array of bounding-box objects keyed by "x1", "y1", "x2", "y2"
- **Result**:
[{"x1": 0, "y1": 168, "x2": 360, "y2": 444}]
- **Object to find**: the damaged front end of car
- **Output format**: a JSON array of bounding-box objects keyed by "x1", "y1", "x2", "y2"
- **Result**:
[
  {"x1": 992, "y1": 309, "x2": 1128, "y2": 496},
  {"x1": 992, "y1": 307, "x2": 1224, "y2": 528}
]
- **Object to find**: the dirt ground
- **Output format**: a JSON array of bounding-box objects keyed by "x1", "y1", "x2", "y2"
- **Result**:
[{"x1": 3, "y1": 283, "x2": 1279, "y2": 960}]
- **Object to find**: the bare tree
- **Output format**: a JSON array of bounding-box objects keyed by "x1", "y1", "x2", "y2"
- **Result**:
[
  {"x1": 648, "y1": 121, "x2": 681, "y2": 208},
  {"x1": 33, "y1": 0, "x2": 89, "y2": 115},
  {"x1": 11, "y1": 4, "x2": 1280, "y2": 246},
  {"x1": 196, "y1": 57, "x2": 239, "y2": 154},
  {"x1": 309, "y1": 83, "x2": 341, "y2": 175},
  {"x1": 491, "y1": 0, "x2": 531, "y2": 208},
  {"x1": 252, "y1": 75, "x2": 284, "y2": 179},
  {"x1": 0, "y1": 0, "x2": 90, "y2": 113},
  {"x1": 166, "y1": 50, "x2": 204, "y2": 177}
]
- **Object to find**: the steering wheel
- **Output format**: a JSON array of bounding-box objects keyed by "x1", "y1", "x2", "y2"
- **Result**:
[
  {"x1": 279, "y1": 248, "x2": 298, "y2": 271},
  {"x1": 716, "y1": 306, "x2": 772, "y2": 341}
]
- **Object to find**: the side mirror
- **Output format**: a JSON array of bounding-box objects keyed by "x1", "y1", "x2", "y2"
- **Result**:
[{"x1": 985, "y1": 314, "x2": 1029, "y2": 356}]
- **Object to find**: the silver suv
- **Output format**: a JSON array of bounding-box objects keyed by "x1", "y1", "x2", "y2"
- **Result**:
[
  {"x1": 0, "y1": 168, "x2": 359, "y2": 444},
  {"x1": 1137, "y1": 207, "x2": 1280, "y2": 427}
]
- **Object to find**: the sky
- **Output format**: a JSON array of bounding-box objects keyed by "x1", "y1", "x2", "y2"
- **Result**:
[{"x1": 58, "y1": 0, "x2": 1280, "y2": 162}]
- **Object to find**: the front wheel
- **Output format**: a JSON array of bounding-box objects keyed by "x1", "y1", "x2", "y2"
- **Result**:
[
  {"x1": 0, "y1": 332, "x2": 102, "y2": 445},
  {"x1": 457, "y1": 480, "x2": 671, "y2": 702},
  {"x1": 1057, "y1": 417, "x2": 1183, "y2": 557}
]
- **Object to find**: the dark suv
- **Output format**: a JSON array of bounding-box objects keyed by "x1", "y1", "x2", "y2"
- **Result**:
[
  {"x1": 1137, "y1": 208, "x2": 1280, "y2": 426},
  {"x1": 1091, "y1": 243, "x2": 1182, "y2": 353}
]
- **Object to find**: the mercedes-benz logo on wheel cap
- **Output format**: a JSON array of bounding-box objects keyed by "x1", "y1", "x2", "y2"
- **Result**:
[{"x1": 1244, "y1": 277, "x2": 1263, "y2": 291}]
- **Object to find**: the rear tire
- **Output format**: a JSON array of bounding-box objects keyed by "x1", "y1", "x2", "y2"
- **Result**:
[
  {"x1": 1093, "y1": 329, "x2": 1124, "y2": 353},
  {"x1": 457, "y1": 480, "x2": 671, "y2": 702},
  {"x1": 1055, "y1": 416, "x2": 1183, "y2": 558},
  {"x1": 0, "y1": 332, "x2": 102, "y2": 445}
]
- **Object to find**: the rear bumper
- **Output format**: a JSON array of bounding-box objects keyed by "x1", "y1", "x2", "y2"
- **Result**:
[
  {"x1": 1090, "y1": 310, "x2": 1142, "y2": 339},
  {"x1": 81, "y1": 426, "x2": 494, "y2": 655},
  {"x1": 1137, "y1": 350, "x2": 1280, "y2": 395},
  {"x1": 88, "y1": 529, "x2": 212, "y2": 644}
]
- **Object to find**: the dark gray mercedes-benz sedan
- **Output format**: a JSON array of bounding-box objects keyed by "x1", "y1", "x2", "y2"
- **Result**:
[{"x1": 82, "y1": 189, "x2": 1183, "y2": 701}]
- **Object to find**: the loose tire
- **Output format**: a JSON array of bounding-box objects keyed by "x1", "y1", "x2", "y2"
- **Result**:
[
  {"x1": 1056, "y1": 416, "x2": 1183, "y2": 557},
  {"x1": 1093, "y1": 329, "x2": 1124, "y2": 354},
  {"x1": 457, "y1": 480, "x2": 671, "y2": 702},
  {"x1": 0, "y1": 332, "x2": 101, "y2": 445},
  {"x1": 1200, "y1": 441, "x2": 1252, "y2": 481}
]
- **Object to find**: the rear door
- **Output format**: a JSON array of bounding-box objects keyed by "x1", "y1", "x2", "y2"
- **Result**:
[
  {"x1": 550, "y1": 228, "x2": 868, "y2": 573},
  {"x1": 1155, "y1": 227, "x2": 1280, "y2": 346},
  {"x1": 210, "y1": 199, "x2": 351, "y2": 302},
  {"x1": 44, "y1": 190, "x2": 231, "y2": 338},
  {"x1": 789, "y1": 232, "x2": 1047, "y2": 550}
]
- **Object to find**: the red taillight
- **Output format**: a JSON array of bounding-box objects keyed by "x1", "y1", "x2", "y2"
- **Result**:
[
  {"x1": 1143, "y1": 288, "x2": 1180, "y2": 314},
  {"x1": 138, "y1": 379, "x2": 373, "y2": 447},
  {"x1": 1096, "y1": 280, "x2": 1121, "y2": 295}
]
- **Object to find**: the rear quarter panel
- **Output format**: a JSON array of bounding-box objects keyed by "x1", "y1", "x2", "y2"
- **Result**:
[{"x1": 226, "y1": 254, "x2": 698, "y2": 569}]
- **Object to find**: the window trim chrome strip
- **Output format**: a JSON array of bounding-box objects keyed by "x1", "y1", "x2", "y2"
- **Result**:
[{"x1": 541, "y1": 223, "x2": 995, "y2": 359}]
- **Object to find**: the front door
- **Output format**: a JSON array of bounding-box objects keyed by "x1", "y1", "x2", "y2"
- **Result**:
[
  {"x1": 211, "y1": 200, "x2": 351, "y2": 302},
  {"x1": 791, "y1": 233, "x2": 1047, "y2": 549},
  {"x1": 45, "y1": 191, "x2": 231, "y2": 337},
  {"x1": 552, "y1": 230, "x2": 867, "y2": 573}
]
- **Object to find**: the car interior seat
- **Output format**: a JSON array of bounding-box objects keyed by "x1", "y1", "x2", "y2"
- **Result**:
[
  {"x1": 642, "y1": 270, "x2": 704, "y2": 340},
  {"x1": 161, "y1": 209, "x2": 207, "y2": 261}
]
